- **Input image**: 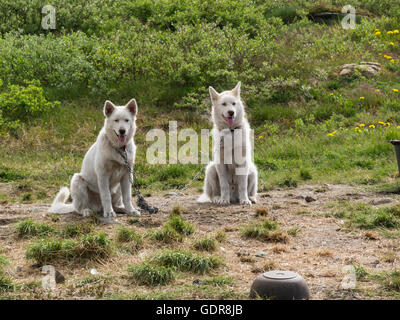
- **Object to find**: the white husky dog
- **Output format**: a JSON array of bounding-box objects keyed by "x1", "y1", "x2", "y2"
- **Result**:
[
  {"x1": 50, "y1": 99, "x2": 141, "y2": 217},
  {"x1": 198, "y1": 82, "x2": 257, "y2": 205}
]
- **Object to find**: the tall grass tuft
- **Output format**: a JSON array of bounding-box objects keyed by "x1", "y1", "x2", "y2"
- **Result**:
[
  {"x1": 150, "y1": 249, "x2": 222, "y2": 274},
  {"x1": 128, "y1": 263, "x2": 174, "y2": 286}
]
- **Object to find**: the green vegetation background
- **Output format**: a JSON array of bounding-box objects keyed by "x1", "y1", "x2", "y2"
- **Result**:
[{"x1": 0, "y1": 0, "x2": 400, "y2": 202}]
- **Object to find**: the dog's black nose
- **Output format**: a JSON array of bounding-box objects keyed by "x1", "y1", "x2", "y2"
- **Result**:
[
  {"x1": 119, "y1": 129, "x2": 126, "y2": 135},
  {"x1": 228, "y1": 110, "x2": 234, "y2": 117}
]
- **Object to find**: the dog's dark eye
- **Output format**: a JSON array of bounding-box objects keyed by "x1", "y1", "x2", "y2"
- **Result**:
[
  {"x1": 222, "y1": 103, "x2": 227, "y2": 106},
  {"x1": 232, "y1": 102, "x2": 236, "y2": 105},
  {"x1": 115, "y1": 120, "x2": 119, "y2": 123},
  {"x1": 125, "y1": 119, "x2": 129, "y2": 122}
]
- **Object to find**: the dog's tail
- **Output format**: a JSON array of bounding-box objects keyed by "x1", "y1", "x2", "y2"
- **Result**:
[
  {"x1": 197, "y1": 193, "x2": 211, "y2": 203},
  {"x1": 49, "y1": 187, "x2": 75, "y2": 214}
]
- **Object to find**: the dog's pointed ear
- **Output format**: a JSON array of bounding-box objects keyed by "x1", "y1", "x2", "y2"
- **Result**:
[
  {"x1": 126, "y1": 98, "x2": 138, "y2": 116},
  {"x1": 209, "y1": 86, "x2": 219, "y2": 104},
  {"x1": 104, "y1": 100, "x2": 115, "y2": 117},
  {"x1": 232, "y1": 81, "x2": 241, "y2": 97}
]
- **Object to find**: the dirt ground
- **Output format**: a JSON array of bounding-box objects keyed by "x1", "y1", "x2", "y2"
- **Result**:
[{"x1": 0, "y1": 183, "x2": 399, "y2": 300}]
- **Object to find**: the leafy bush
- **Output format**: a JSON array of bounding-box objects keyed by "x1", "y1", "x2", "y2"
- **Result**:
[{"x1": 0, "y1": 80, "x2": 59, "y2": 131}]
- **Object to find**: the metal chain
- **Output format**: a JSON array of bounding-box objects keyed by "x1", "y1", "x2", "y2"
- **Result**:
[{"x1": 117, "y1": 133, "x2": 226, "y2": 214}]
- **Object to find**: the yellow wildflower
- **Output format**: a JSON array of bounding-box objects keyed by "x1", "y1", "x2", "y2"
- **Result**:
[
  {"x1": 394, "y1": 30, "x2": 399, "y2": 34},
  {"x1": 387, "y1": 31, "x2": 394, "y2": 35},
  {"x1": 391, "y1": 59, "x2": 395, "y2": 63},
  {"x1": 369, "y1": 125, "x2": 375, "y2": 128},
  {"x1": 375, "y1": 89, "x2": 381, "y2": 93},
  {"x1": 360, "y1": 96, "x2": 365, "y2": 100},
  {"x1": 379, "y1": 121, "x2": 385, "y2": 125},
  {"x1": 360, "y1": 124, "x2": 365, "y2": 127},
  {"x1": 390, "y1": 42, "x2": 395, "y2": 46},
  {"x1": 375, "y1": 31, "x2": 381, "y2": 36},
  {"x1": 258, "y1": 135, "x2": 263, "y2": 139},
  {"x1": 386, "y1": 122, "x2": 391, "y2": 126},
  {"x1": 329, "y1": 93, "x2": 334, "y2": 96},
  {"x1": 394, "y1": 88, "x2": 399, "y2": 93},
  {"x1": 355, "y1": 127, "x2": 359, "y2": 130},
  {"x1": 397, "y1": 125, "x2": 400, "y2": 129}
]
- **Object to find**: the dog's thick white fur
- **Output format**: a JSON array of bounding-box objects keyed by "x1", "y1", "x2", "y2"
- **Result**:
[
  {"x1": 198, "y1": 82, "x2": 258, "y2": 205},
  {"x1": 50, "y1": 99, "x2": 140, "y2": 217}
]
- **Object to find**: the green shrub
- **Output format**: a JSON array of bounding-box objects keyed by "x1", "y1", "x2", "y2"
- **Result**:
[{"x1": 0, "y1": 80, "x2": 59, "y2": 129}]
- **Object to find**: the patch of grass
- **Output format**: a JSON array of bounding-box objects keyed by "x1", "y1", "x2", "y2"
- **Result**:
[
  {"x1": 16, "y1": 219, "x2": 54, "y2": 238},
  {"x1": 193, "y1": 237, "x2": 218, "y2": 252},
  {"x1": 278, "y1": 177, "x2": 298, "y2": 188},
  {"x1": 383, "y1": 271, "x2": 400, "y2": 292},
  {"x1": 314, "y1": 249, "x2": 333, "y2": 257},
  {"x1": 128, "y1": 263, "x2": 174, "y2": 286},
  {"x1": 166, "y1": 213, "x2": 194, "y2": 236},
  {"x1": 150, "y1": 249, "x2": 222, "y2": 274},
  {"x1": 241, "y1": 219, "x2": 288, "y2": 243},
  {"x1": 0, "y1": 275, "x2": 13, "y2": 293},
  {"x1": 335, "y1": 203, "x2": 400, "y2": 230},
  {"x1": 0, "y1": 256, "x2": 13, "y2": 293},
  {"x1": 287, "y1": 227, "x2": 300, "y2": 236},
  {"x1": 26, "y1": 233, "x2": 112, "y2": 264},
  {"x1": 215, "y1": 230, "x2": 227, "y2": 243},
  {"x1": 59, "y1": 222, "x2": 94, "y2": 238},
  {"x1": 149, "y1": 226, "x2": 183, "y2": 243},
  {"x1": 115, "y1": 226, "x2": 143, "y2": 253},
  {"x1": 299, "y1": 168, "x2": 312, "y2": 180}
]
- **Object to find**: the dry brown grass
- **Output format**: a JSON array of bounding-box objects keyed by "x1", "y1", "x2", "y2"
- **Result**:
[
  {"x1": 364, "y1": 231, "x2": 379, "y2": 240},
  {"x1": 272, "y1": 245, "x2": 288, "y2": 254},
  {"x1": 313, "y1": 249, "x2": 334, "y2": 258},
  {"x1": 255, "y1": 207, "x2": 269, "y2": 217}
]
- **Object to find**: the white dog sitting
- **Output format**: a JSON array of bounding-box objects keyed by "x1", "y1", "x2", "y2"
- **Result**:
[
  {"x1": 198, "y1": 82, "x2": 258, "y2": 205},
  {"x1": 50, "y1": 99, "x2": 140, "y2": 217}
]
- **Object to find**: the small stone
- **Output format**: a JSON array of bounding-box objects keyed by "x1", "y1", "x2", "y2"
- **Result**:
[
  {"x1": 90, "y1": 268, "x2": 98, "y2": 275},
  {"x1": 305, "y1": 196, "x2": 316, "y2": 203},
  {"x1": 16, "y1": 266, "x2": 22, "y2": 273},
  {"x1": 370, "y1": 198, "x2": 394, "y2": 205},
  {"x1": 55, "y1": 270, "x2": 65, "y2": 284}
]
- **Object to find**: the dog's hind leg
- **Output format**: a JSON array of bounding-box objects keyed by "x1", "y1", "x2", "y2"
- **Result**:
[
  {"x1": 70, "y1": 173, "x2": 91, "y2": 217},
  {"x1": 197, "y1": 163, "x2": 220, "y2": 203}
]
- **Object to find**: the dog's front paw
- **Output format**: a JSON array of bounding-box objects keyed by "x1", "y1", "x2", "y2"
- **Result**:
[
  {"x1": 127, "y1": 209, "x2": 141, "y2": 217},
  {"x1": 104, "y1": 210, "x2": 116, "y2": 218},
  {"x1": 81, "y1": 209, "x2": 91, "y2": 217},
  {"x1": 240, "y1": 198, "x2": 252, "y2": 206},
  {"x1": 249, "y1": 196, "x2": 257, "y2": 204},
  {"x1": 212, "y1": 196, "x2": 230, "y2": 205}
]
